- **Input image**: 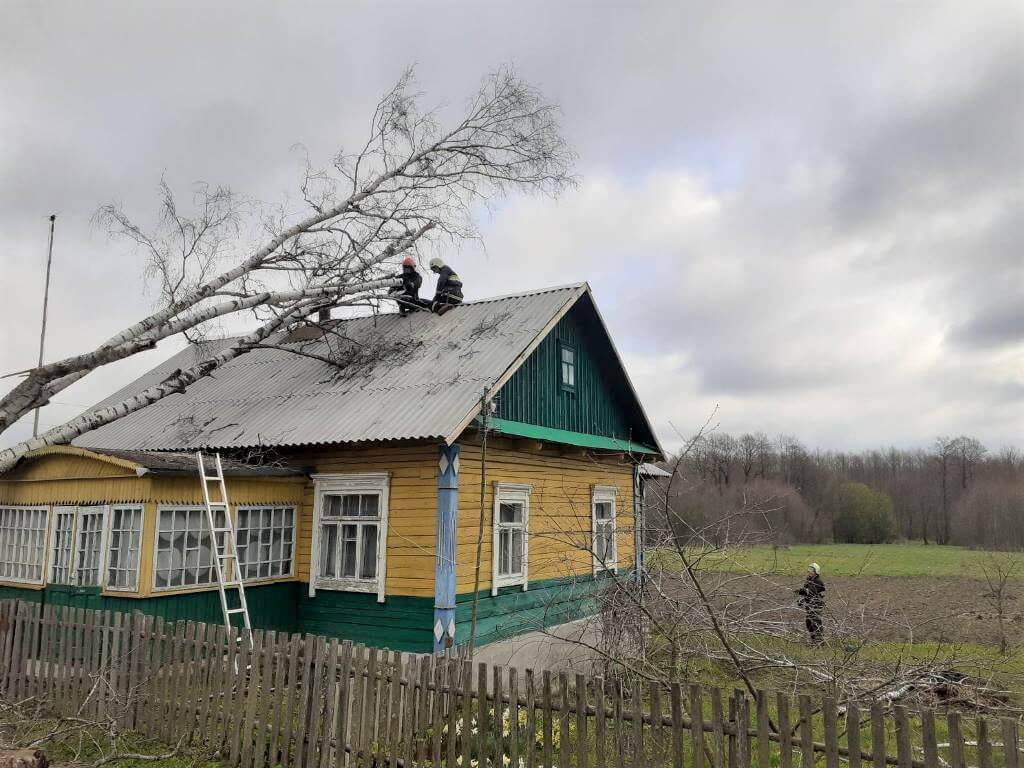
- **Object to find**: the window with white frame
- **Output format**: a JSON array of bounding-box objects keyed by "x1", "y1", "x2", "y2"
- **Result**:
[
  {"x1": 50, "y1": 506, "x2": 107, "y2": 587},
  {"x1": 0, "y1": 507, "x2": 48, "y2": 584},
  {"x1": 153, "y1": 507, "x2": 224, "y2": 590},
  {"x1": 235, "y1": 506, "x2": 295, "y2": 580},
  {"x1": 591, "y1": 487, "x2": 618, "y2": 572},
  {"x1": 107, "y1": 506, "x2": 143, "y2": 591},
  {"x1": 312, "y1": 474, "x2": 389, "y2": 601},
  {"x1": 492, "y1": 483, "x2": 530, "y2": 594}
]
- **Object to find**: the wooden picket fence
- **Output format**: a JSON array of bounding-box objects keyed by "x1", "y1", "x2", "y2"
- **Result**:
[{"x1": 0, "y1": 599, "x2": 1020, "y2": 768}]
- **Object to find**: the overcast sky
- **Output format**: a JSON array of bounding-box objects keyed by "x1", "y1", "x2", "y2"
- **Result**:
[{"x1": 1, "y1": 1, "x2": 1021, "y2": 453}]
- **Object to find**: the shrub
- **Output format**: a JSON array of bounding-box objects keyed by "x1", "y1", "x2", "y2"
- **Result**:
[{"x1": 832, "y1": 482, "x2": 897, "y2": 544}]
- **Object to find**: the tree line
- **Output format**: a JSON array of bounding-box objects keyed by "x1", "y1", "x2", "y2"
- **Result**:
[{"x1": 650, "y1": 432, "x2": 1024, "y2": 549}]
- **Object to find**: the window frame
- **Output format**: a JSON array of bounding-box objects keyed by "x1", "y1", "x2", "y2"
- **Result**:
[
  {"x1": 491, "y1": 482, "x2": 532, "y2": 595},
  {"x1": 310, "y1": 473, "x2": 390, "y2": 603},
  {"x1": 151, "y1": 504, "x2": 225, "y2": 593},
  {"x1": 0, "y1": 506, "x2": 50, "y2": 586},
  {"x1": 234, "y1": 505, "x2": 297, "y2": 583},
  {"x1": 106, "y1": 505, "x2": 144, "y2": 592},
  {"x1": 591, "y1": 486, "x2": 618, "y2": 574},
  {"x1": 557, "y1": 339, "x2": 578, "y2": 394},
  {"x1": 49, "y1": 505, "x2": 110, "y2": 588}
]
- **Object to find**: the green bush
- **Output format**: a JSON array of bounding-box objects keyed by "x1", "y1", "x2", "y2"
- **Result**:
[{"x1": 832, "y1": 482, "x2": 896, "y2": 544}]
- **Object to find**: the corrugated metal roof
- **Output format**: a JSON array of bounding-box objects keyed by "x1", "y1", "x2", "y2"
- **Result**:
[{"x1": 74, "y1": 285, "x2": 587, "y2": 452}]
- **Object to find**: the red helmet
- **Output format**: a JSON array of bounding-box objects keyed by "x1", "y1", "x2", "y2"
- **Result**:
[{"x1": 402, "y1": 256, "x2": 416, "y2": 267}]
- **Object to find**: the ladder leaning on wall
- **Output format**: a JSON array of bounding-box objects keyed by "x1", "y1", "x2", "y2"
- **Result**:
[{"x1": 195, "y1": 451, "x2": 252, "y2": 635}]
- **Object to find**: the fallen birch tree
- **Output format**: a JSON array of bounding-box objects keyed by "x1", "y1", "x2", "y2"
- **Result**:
[{"x1": 0, "y1": 66, "x2": 574, "y2": 469}]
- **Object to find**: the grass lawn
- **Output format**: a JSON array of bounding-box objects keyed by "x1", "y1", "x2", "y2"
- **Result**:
[{"x1": 655, "y1": 542, "x2": 1024, "y2": 579}]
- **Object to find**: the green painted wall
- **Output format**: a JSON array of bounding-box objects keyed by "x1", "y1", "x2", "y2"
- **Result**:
[
  {"x1": 0, "y1": 582, "x2": 299, "y2": 633},
  {"x1": 297, "y1": 590, "x2": 435, "y2": 653},
  {"x1": 454, "y1": 573, "x2": 610, "y2": 647},
  {"x1": 495, "y1": 296, "x2": 657, "y2": 449}
]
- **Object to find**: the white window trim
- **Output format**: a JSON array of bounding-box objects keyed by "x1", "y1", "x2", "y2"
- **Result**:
[
  {"x1": 151, "y1": 504, "x2": 223, "y2": 593},
  {"x1": 234, "y1": 505, "x2": 298, "y2": 583},
  {"x1": 49, "y1": 505, "x2": 110, "y2": 589},
  {"x1": 0, "y1": 505, "x2": 50, "y2": 586},
  {"x1": 591, "y1": 486, "x2": 618, "y2": 574},
  {"x1": 105, "y1": 505, "x2": 144, "y2": 592},
  {"x1": 491, "y1": 482, "x2": 532, "y2": 596},
  {"x1": 310, "y1": 472, "x2": 390, "y2": 603}
]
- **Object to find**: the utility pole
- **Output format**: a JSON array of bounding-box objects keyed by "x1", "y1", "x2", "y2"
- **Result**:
[{"x1": 32, "y1": 214, "x2": 56, "y2": 438}]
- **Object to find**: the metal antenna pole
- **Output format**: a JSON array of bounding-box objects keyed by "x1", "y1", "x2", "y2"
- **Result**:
[{"x1": 32, "y1": 214, "x2": 56, "y2": 438}]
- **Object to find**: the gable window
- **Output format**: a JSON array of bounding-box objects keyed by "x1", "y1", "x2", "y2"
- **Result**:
[
  {"x1": 558, "y1": 340, "x2": 577, "y2": 393},
  {"x1": 153, "y1": 506, "x2": 225, "y2": 590},
  {"x1": 491, "y1": 483, "x2": 531, "y2": 594},
  {"x1": 107, "y1": 506, "x2": 143, "y2": 591},
  {"x1": 312, "y1": 473, "x2": 390, "y2": 602},
  {"x1": 50, "y1": 506, "x2": 107, "y2": 587},
  {"x1": 0, "y1": 507, "x2": 48, "y2": 585},
  {"x1": 591, "y1": 486, "x2": 618, "y2": 573},
  {"x1": 235, "y1": 506, "x2": 295, "y2": 580}
]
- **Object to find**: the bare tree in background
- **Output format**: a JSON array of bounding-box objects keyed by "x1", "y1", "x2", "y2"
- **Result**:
[{"x1": 0, "y1": 67, "x2": 574, "y2": 469}]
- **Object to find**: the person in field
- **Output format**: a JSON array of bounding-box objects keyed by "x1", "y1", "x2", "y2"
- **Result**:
[{"x1": 796, "y1": 562, "x2": 826, "y2": 644}]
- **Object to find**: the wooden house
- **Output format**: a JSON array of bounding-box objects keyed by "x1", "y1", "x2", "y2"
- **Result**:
[{"x1": 0, "y1": 284, "x2": 662, "y2": 652}]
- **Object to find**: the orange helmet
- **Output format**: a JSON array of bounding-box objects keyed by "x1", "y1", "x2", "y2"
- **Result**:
[{"x1": 402, "y1": 256, "x2": 416, "y2": 267}]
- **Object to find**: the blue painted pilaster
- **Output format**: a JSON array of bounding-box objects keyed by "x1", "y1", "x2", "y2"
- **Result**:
[{"x1": 434, "y1": 443, "x2": 460, "y2": 651}]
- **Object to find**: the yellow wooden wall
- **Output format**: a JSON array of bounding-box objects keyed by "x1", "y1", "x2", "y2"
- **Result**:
[
  {"x1": 454, "y1": 439, "x2": 635, "y2": 593},
  {"x1": 0, "y1": 451, "x2": 305, "y2": 597},
  {"x1": 284, "y1": 443, "x2": 439, "y2": 598}
]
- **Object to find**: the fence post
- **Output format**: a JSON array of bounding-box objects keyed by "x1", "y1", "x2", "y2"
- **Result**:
[
  {"x1": 823, "y1": 696, "x2": 840, "y2": 768},
  {"x1": 977, "y1": 717, "x2": 991, "y2": 768},
  {"x1": 1002, "y1": 718, "x2": 1019, "y2": 768},
  {"x1": 669, "y1": 682, "x2": 683, "y2": 768},
  {"x1": 777, "y1": 693, "x2": 792, "y2": 768},
  {"x1": 921, "y1": 708, "x2": 939, "y2": 768},
  {"x1": 756, "y1": 691, "x2": 770, "y2": 768},
  {"x1": 798, "y1": 695, "x2": 813, "y2": 768},
  {"x1": 847, "y1": 703, "x2": 862, "y2": 768},
  {"x1": 894, "y1": 706, "x2": 912, "y2": 768}
]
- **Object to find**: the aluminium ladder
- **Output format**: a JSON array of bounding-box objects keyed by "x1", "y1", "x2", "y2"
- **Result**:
[{"x1": 196, "y1": 451, "x2": 252, "y2": 636}]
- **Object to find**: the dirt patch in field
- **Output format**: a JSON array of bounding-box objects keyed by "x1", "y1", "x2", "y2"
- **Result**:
[{"x1": 686, "y1": 572, "x2": 1023, "y2": 647}]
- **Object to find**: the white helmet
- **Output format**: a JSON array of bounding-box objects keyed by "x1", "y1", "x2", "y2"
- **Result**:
[
  {"x1": 808, "y1": 562, "x2": 820, "y2": 574},
  {"x1": 429, "y1": 257, "x2": 445, "y2": 269}
]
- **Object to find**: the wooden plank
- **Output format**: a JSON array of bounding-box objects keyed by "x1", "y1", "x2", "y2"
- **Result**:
[
  {"x1": 711, "y1": 687, "x2": 725, "y2": 768},
  {"x1": 525, "y1": 668, "x2": 538, "y2": 768},
  {"x1": 365, "y1": 646, "x2": 382, "y2": 767},
  {"x1": 282, "y1": 633, "x2": 305, "y2": 766},
  {"x1": 176, "y1": 622, "x2": 197, "y2": 743},
  {"x1": 847, "y1": 704, "x2": 862, "y2": 768},
  {"x1": 823, "y1": 696, "x2": 839, "y2": 768},
  {"x1": 756, "y1": 691, "x2": 770, "y2": 768},
  {"x1": 596, "y1": 677, "x2": 609, "y2": 768},
  {"x1": 894, "y1": 706, "x2": 912, "y2": 768},
  {"x1": 139, "y1": 615, "x2": 160, "y2": 736},
  {"x1": 978, "y1": 717, "x2": 991, "y2": 768},
  {"x1": 229, "y1": 631, "x2": 254, "y2": 767},
  {"x1": 219, "y1": 627, "x2": 242, "y2": 748},
  {"x1": 294, "y1": 634, "x2": 322, "y2": 768},
  {"x1": 799, "y1": 695, "x2": 813, "y2": 768},
  {"x1": 691, "y1": 684, "x2": 706, "y2": 768},
  {"x1": 670, "y1": 682, "x2": 684, "y2": 768},
  {"x1": 543, "y1": 670, "x2": 554, "y2": 768},
  {"x1": 946, "y1": 711, "x2": 965, "y2": 768},
  {"x1": 509, "y1": 668, "x2": 520, "y2": 768},
  {"x1": 433, "y1": 657, "x2": 447, "y2": 768},
  {"x1": 402, "y1": 654, "x2": 419, "y2": 768},
  {"x1": 632, "y1": 679, "x2": 644, "y2": 768},
  {"x1": 333, "y1": 640, "x2": 354, "y2": 768},
  {"x1": 736, "y1": 692, "x2": 751, "y2": 768},
  {"x1": 318, "y1": 638, "x2": 341, "y2": 768},
  {"x1": 307, "y1": 636, "x2": 331, "y2": 768},
  {"x1": 871, "y1": 703, "x2": 886, "y2": 768},
  {"x1": 459, "y1": 661, "x2": 472, "y2": 768},
  {"x1": 97, "y1": 610, "x2": 112, "y2": 722},
  {"x1": 254, "y1": 630, "x2": 278, "y2": 768},
  {"x1": 417, "y1": 654, "x2": 433, "y2": 766},
  {"x1": 198, "y1": 623, "x2": 222, "y2": 744},
  {"x1": 241, "y1": 629, "x2": 267, "y2": 768},
  {"x1": 727, "y1": 694, "x2": 737, "y2": 768},
  {"x1": 611, "y1": 678, "x2": 624, "y2": 768},
  {"x1": 577, "y1": 673, "x2": 589, "y2": 768},
  {"x1": 1002, "y1": 718, "x2": 1019, "y2": 768},
  {"x1": 350, "y1": 644, "x2": 369, "y2": 768},
  {"x1": 388, "y1": 652, "x2": 404, "y2": 764},
  {"x1": 650, "y1": 681, "x2": 663, "y2": 768},
  {"x1": 921, "y1": 708, "x2": 938, "y2": 768},
  {"x1": 777, "y1": 694, "x2": 792, "y2": 768},
  {"x1": 496, "y1": 666, "x2": 507, "y2": 768}
]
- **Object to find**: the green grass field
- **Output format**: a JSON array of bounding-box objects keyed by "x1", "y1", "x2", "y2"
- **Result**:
[{"x1": 656, "y1": 542, "x2": 1024, "y2": 578}]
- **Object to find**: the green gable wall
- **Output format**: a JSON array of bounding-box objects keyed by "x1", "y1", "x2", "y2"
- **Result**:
[{"x1": 495, "y1": 296, "x2": 657, "y2": 450}]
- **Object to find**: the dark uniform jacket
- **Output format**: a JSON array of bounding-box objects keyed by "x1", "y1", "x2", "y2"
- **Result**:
[
  {"x1": 434, "y1": 265, "x2": 463, "y2": 299},
  {"x1": 389, "y1": 267, "x2": 423, "y2": 299},
  {"x1": 797, "y1": 574, "x2": 826, "y2": 612}
]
